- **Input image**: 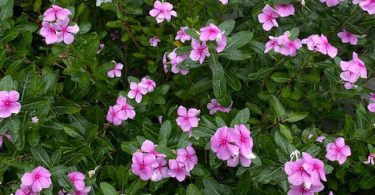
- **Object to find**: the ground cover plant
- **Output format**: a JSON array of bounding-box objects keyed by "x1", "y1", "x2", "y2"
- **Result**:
[{"x1": 0, "y1": 0, "x2": 375, "y2": 194}]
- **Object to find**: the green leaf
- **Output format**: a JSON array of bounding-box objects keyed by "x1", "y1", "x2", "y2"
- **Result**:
[
  {"x1": 218, "y1": 19, "x2": 235, "y2": 36},
  {"x1": 279, "y1": 124, "x2": 293, "y2": 143},
  {"x1": 225, "y1": 71, "x2": 241, "y2": 91},
  {"x1": 225, "y1": 31, "x2": 253, "y2": 51},
  {"x1": 158, "y1": 120, "x2": 171, "y2": 146},
  {"x1": 269, "y1": 95, "x2": 286, "y2": 119},
  {"x1": 79, "y1": 21, "x2": 92, "y2": 34},
  {"x1": 202, "y1": 178, "x2": 230, "y2": 195},
  {"x1": 0, "y1": 75, "x2": 17, "y2": 90},
  {"x1": 117, "y1": 166, "x2": 128, "y2": 192},
  {"x1": 271, "y1": 72, "x2": 290, "y2": 83},
  {"x1": 185, "y1": 28, "x2": 200, "y2": 40},
  {"x1": 121, "y1": 141, "x2": 138, "y2": 155},
  {"x1": 156, "y1": 145, "x2": 176, "y2": 159},
  {"x1": 230, "y1": 108, "x2": 250, "y2": 126},
  {"x1": 100, "y1": 182, "x2": 119, "y2": 195},
  {"x1": 209, "y1": 54, "x2": 227, "y2": 104},
  {"x1": 128, "y1": 179, "x2": 147, "y2": 195},
  {"x1": 284, "y1": 112, "x2": 308, "y2": 123},
  {"x1": 30, "y1": 146, "x2": 51, "y2": 167},
  {"x1": 187, "y1": 184, "x2": 203, "y2": 195},
  {"x1": 220, "y1": 50, "x2": 252, "y2": 61}
]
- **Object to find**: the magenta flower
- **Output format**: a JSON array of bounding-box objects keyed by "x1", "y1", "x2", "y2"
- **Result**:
[
  {"x1": 43, "y1": 5, "x2": 71, "y2": 22},
  {"x1": 275, "y1": 4, "x2": 295, "y2": 17},
  {"x1": 200, "y1": 24, "x2": 221, "y2": 41},
  {"x1": 302, "y1": 153, "x2": 326, "y2": 186},
  {"x1": 338, "y1": 30, "x2": 359, "y2": 45},
  {"x1": 149, "y1": 36, "x2": 160, "y2": 47},
  {"x1": 176, "y1": 106, "x2": 200, "y2": 133},
  {"x1": 368, "y1": 103, "x2": 375, "y2": 113},
  {"x1": 168, "y1": 49, "x2": 189, "y2": 75},
  {"x1": 106, "y1": 105, "x2": 123, "y2": 126},
  {"x1": 320, "y1": 0, "x2": 343, "y2": 7},
  {"x1": 287, "y1": 183, "x2": 324, "y2": 195},
  {"x1": 175, "y1": 26, "x2": 191, "y2": 43},
  {"x1": 107, "y1": 62, "x2": 123, "y2": 78},
  {"x1": 364, "y1": 153, "x2": 375, "y2": 165},
  {"x1": 0, "y1": 132, "x2": 11, "y2": 148},
  {"x1": 115, "y1": 96, "x2": 135, "y2": 120},
  {"x1": 210, "y1": 126, "x2": 239, "y2": 160},
  {"x1": 258, "y1": 5, "x2": 280, "y2": 31},
  {"x1": 55, "y1": 18, "x2": 80, "y2": 45},
  {"x1": 326, "y1": 137, "x2": 351, "y2": 165},
  {"x1": 216, "y1": 32, "x2": 228, "y2": 53},
  {"x1": 168, "y1": 159, "x2": 189, "y2": 182},
  {"x1": 353, "y1": 0, "x2": 375, "y2": 15},
  {"x1": 0, "y1": 90, "x2": 21, "y2": 118},
  {"x1": 302, "y1": 34, "x2": 337, "y2": 58},
  {"x1": 219, "y1": 0, "x2": 228, "y2": 4},
  {"x1": 140, "y1": 77, "x2": 156, "y2": 92},
  {"x1": 176, "y1": 144, "x2": 198, "y2": 172},
  {"x1": 207, "y1": 99, "x2": 232, "y2": 115},
  {"x1": 151, "y1": 156, "x2": 169, "y2": 181},
  {"x1": 189, "y1": 39, "x2": 210, "y2": 64},
  {"x1": 21, "y1": 166, "x2": 52, "y2": 193},
  {"x1": 131, "y1": 152, "x2": 156, "y2": 181},
  {"x1": 149, "y1": 0, "x2": 177, "y2": 23},
  {"x1": 40, "y1": 22, "x2": 58, "y2": 44},
  {"x1": 127, "y1": 82, "x2": 148, "y2": 103},
  {"x1": 68, "y1": 171, "x2": 85, "y2": 191},
  {"x1": 232, "y1": 125, "x2": 255, "y2": 159}
]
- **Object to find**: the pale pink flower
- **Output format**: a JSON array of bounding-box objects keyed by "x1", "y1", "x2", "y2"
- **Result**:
[
  {"x1": 326, "y1": 137, "x2": 351, "y2": 165},
  {"x1": 127, "y1": 82, "x2": 148, "y2": 103},
  {"x1": 15, "y1": 186, "x2": 36, "y2": 195},
  {"x1": 0, "y1": 90, "x2": 21, "y2": 118},
  {"x1": 69, "y1": 186, "x2": 91, "y2": 195},
  {"x1": 175, "y1": 26, "x2": 191, "y2": 43},
  {"x1": 265, "y1": 32, "x2": 301, "y2": 56},
  {"x1": 176, "y1": 144, "x2": 198, "y2": 172},
  {"x1": 232, "y1": 125, "x2": 255, "y2": 159},
  {"x1": 207, "y1": 99, "x2": 232, "y2": 115},
  {"x1": 149, "y1": 36, "x2": 160, "y2": 47},
  {"x1": 131, "y1": 152, "x2": 156, "y2": 181},
  {"x1": 340, "y1": 71, "x2": 360, "y2": 84},
  {"x1": 200, "y1": 24, "x2": 221, "y2": 41},
  {"x1": 226, "y1": 154, "x2": 253, "y2": 167},
  {"x1": 0, "y1": 132, "x2": 11, "y2": 148},
  {"x1": 302, "y1": 153, "x2": 326, "y2": 186},
  {"x1": 55, "y1": 18, "x2": 80, "y2": 45},
  {"x1": 107, "y1": 62, "x2": 123, "y2": 78},
  {"x1": 302, "y1": 34, "x2": 337, "y2": 58},
  {"x1": 275, "y1": 4, "x2": 295, "y2": 17},
  {"x1": 287, "y1": 183, "x2": 324, "y2": 195},
  {"x1": 149, "y1": 0, "x2": 177, "y2": 23},
  {"x1": 106, "y1": 105, "x2": 123, "y2": 126},
  {"x1": 31, "y1": 116, "x2": 39, "y2": 124},
  {"x1": 140, "y1": 77, "x2": 156, "y2": 92},
  {"x1": 353, "y1": 0, "x2": 375, "y2": 15},
  {"x1": 115, "y1": 96, "x2": 135, "y2": 120},
  {"x1": 168, "y1": 159, "x2": 189, "y2": 182},
  {"x1": 284, "y1": 159, "x2": 312, "y2": 186},
  {"x1": 344, "y1": 82, "x2": 355, "y2": 89},
  {"x1": 210, "y1": 126, "x2": 239, "y2": 161},
  {"x1": 176, "y1": 106, "x2": 200, "y2": 133},
  {"x1": 151, "y1": 156, "x2": 169, "y2": 181},
  {"x1": 216, "y1": 32, "x2": 227, "y2": 53},
  {"x1": 258, "y1": 5, "x2": 280, "y2": 31},
  {"x1": 40, "y1": 22, "x2": 58, "y2": 44},
  {"x1": 162, "y1": 53, "x2": 168, "y2": 73},
  {"x1": 329, "y1": 191, "x2": 334, "y2": 195},
  {"x1": 340, "y1": 52, "x2": 367, "y2": 79},
  {"x1": 168, "y1": 49, "x2": 189, "y2": 75},
  {"x1": 141, "y1": 140, "x2": 166, "y2": 158},
  {"x1": 264, "y1": 36, "x2": 279, "y2": 53},
  {"x1": 364, "y1": 153, "x2": 375, "y2": 165},
  {"x1": 21, "y1": 166, "x2": 52, "y2": 193},
  {"x1": 219, "y1": 0, "x2": 228, "y2": 4},
  {"x1": 189, "y1": 39, "x2": 210, "y2": 64},
  {"x1": 43, "y1": 5, "x2": 71, "y2": 21},
  {"x1": 68, "y1": 172, "x2": 85, "y2": 191},
  {"x1": 337, "y1": 30, "x2": 359, "y2": 45},
  {"x1": 316, "y1": 136, "x2": 326, "y2": 143},
  {"x1": 320, "y1": 0, "x2": 343, "y2": 7},
  {"x1": 367, "y1": 103, "x2": 375, "y2": 112},
  {"x1": 97, "y1": 43, "x2": 105, "y2": 54}
]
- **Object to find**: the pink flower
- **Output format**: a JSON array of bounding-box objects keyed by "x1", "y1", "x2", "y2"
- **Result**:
[
  {"x1": 141, "y1": 140, "x2": 166, "y2": 158},
  {"x1": 302, "y1": 34, "x2": 337, "y2": 58},
  {"x1": 43, "y1": 5, "x2": 71, "y2": 22},
  {"x1": 21, "y1": 166, "x2": 52, "y2": 193},
  {"x1": 207, "y1": 99, "x2": 232, "y2": 115},
  {"x1": 107, "y1": 62, "x2": 123, "y2": 78},
  {"x1": 284, "y1": 159, "x2": 312, "y2": 186},
  {"x1": 316, "y1": 136, "x2": 326, "y2": 143},
  {"x1": 320, "y1": 0, "x2": 343, "y2": 7},
  {"x1": 55, "y1": 18, "x2": 80, "y2": 45},
  {"x1": 232, "y1": 125, "x2": 255, "y2": 159},
  {"x1": 275, "y1": 4, "x2": 295, "y2": 17},
  {"x1": 0, "y1": 90, "x2": 21, "y2": 118},
  {"x1": 340, "y1": 71, "x2": 360, "y2": 84},
  {"x1": 302, "y1": 153, "x2": 326, "y2": 186},
  {"x1": 367, "y1": 103, "x2": 375, "y2": 113},
  {"x1": 176, "y1": 144, "x2": 198, "y2": 172},
  {"x1": 31, "y1": 116, "x2": 39, "y2": 124},
  {"x1": 40, "y1": 22, "x2": 58, "y2": 44},
  {"x1": 127, "y1": 82, "x2": 148, "y2": 103},
  {"x1": 258, "y1": 5, "x2": 280, "y2": 31},
  {"x1": 326, "y1": 137, "x2": 351, "y2": 165},
  {"x1": 226, "y1": 154, "x2": 253, "y2": 167},
  {"x1": 337, "y1": 30, "x2": 359, "y2": 45},
  {"x1": 265, "y1": 36, "x2": 279, "y2": 53},
  {"x1": 210, "y1": 126, "x2": 239, "y2": 160},
  {"x1": 149, "y1": 36, "x2": 160, "y2": 47},
  {"x1": 189, "y1": 39, "x2": 210, "y2": 64},
  {"x1": 151, "y1": 156, "x2": 169, "y2": 181},
  {"x1": 353, "y1": 0, "x2": 375, "y2": 15},
  {"x1": 265, "y1": 32, "x2": 302, "y2": 56},
  {"x1": 131, "y1": 152, "x2": 156, "y2": 181},
  {"x1": 175, "y1": 26, "x2": 191, "y2": 43},
  {"x1": 344, "y1": 82, "x2": 355, "y2": 89},
  {"x1": 70, "y1": 186, "x2": 91, "y2": 195},
  {"x1": 168, "y1": 49, "x2": 189, "y2": 75},
  {"x1": 140, "y1": 77, "x2": 156, "y2": 92},
  {"x1": 364, "y1": 153, "x2": 375, "y2": 165},
  {"x1": 219, "y1": 0, "x2": 228, "y2": 5},
  {"x1": 97, "y1": 43, "x2": 105, "y2": 54},
  {"x1": 288, "y1": 183, "x2": 324, "y2": 195},
  {"x1": 168, "y1": 159, "x2": 189, "y2": 182},
  {"x1": 216, "y1": 32, "x2": 227, "y2": 53},
  {"x1": 199, "y1": 24, "x2": 221, "y2": 41},
  {"x1": 176, "y1": 106, "x2": 200, "y2": 133},
  {"x1": 149, "y1": 0, "x2": 177, "y2": 23},
  {"x1": 68, "y1": 172, "x2": 85, "y2": 191},
  {"x1": 0, "y1": 132, "x2": 11, "y2": 148},
  {"x1": 340, "y1": 52, "x2": 367, "y2": 79},
  {"x1": 106, "y1": 105, "x2": 123, "y2": 126},
  {"x1": 370, "y1": 93, "x2": 375, "y2": 102},
  {"x1": 15, "y1": 186, "x2": 36, "y2": 195},
  {"x1": 115, "y1": 96, "x2": 135, "y2": 120}
]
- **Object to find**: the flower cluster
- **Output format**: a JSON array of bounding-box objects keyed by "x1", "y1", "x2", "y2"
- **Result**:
[
  {"x1": 326, "y1": 137, "x2": 351, "y2": 165},
  {"x1": 353, "y1": 0, "x2": 375, "y2": 15},
  {"x1": 149, "y1": 1, "x2": 177, "y2": 23},
  {"x1": 128, "y1": 77, "x2": 156, "y2": 103},
  {"x1": 106, "y1": 96, "x2": 135, "y2": 126},
  {"x1": 17, "y1": 166, "x2": 52, "y2": 195},
  {"x1": 0, "y1": 132, "x2": 11, "y2": 148},
  {"x1": 210, "y1": 125, "x2": 256, "y2": 167},
  {"x1": 207, "y1": 99, "x2": 232, "y2": 115},
  {"x1": 258, "y1": 4, "x2": 295, "y2": 31},
  {"x1": 0, "y1": 90, "x2": 21, "y2": 119},
  {"x1": 40, "y1": 5, "x2": 79, "y2": 45},
  {"x1": 131, "y1": 140, "x2": 197, "y2": 182},
  {"x1": 339, "y1": 52, "x2": 367, "y2": 89},
  {"x1": 337, "y1": 30, "x2": 359, "y2": 45},
  {"x1": 176, "y1": 106, "x2": 200, "y2": 134},
  {"x1": 107, "y1": 61, "x2": 124, "y2": 78},
  {"x1": 284, "y1": 152, "x2": 326, "y2": 194},
  {"x1": 367, "y1": 93, "x2": 375, "y2": 113},
  {"x1": 302, "y1": 34, "x2": 338, "y2": 58},
  {"x1": 265, "y1": 31, "x2": 302, "y2": 56}
]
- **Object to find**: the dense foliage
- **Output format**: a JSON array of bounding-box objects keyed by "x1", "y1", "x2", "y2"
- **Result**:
[{"x1": 0, "y1": 0, "x2": 375, "y2": 194}]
